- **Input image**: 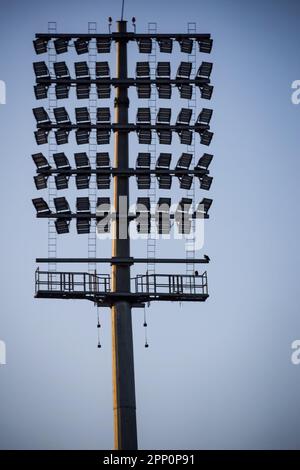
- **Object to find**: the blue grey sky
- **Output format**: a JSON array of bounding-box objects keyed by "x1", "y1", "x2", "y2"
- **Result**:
[{"x1": 0, "y1": 0, "x2": 300, "y2": 450}]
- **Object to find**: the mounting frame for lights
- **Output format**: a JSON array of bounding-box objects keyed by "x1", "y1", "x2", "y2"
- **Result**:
[{"x1": 32, "y1": 18, "x2": 215, "y2": 451}]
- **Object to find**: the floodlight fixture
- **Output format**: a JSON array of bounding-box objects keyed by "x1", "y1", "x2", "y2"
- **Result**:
[
  {"x1": 96, "y1": 197, "x2": 111, "y2": 233},
  {"x1": 199, "y1": 174, "x2": 213, "y2": 191},
  {"x1": 55, "y1": 84, "x2": 70, "y2": 100},
  {"x1": 97, "y1": 107, "x2": 111, "y2": 123},
  {"x1": 157, "y1": 38, "x2": 173, "y2": 53},
  {"x1": 178, "y1": 37, "x2": 193, "y2": 54},
  {"x1": 97, "y1": 129, "x2": 111, "y2": 145},
  {"x1": 76, "y1": 129, "x2": 90, "y2": 145},
  {"x1": 32, "y1": 197, "x2": 51, "y2": 215},
  {"x1": 179, "y1": 174, "x2": 193, "y2": 190},
  {"x1": 136, "y1": 153, "x2": 151, "y2": 189},
  {"x1": 77, "y1": 197, "x2": 91, "y2": 213},
  {"x1": 53, "y1": 152, "x2": 71, "y2": 169},
  {"x1": 76, "y1": 197, "x2": 91, "y2": 234},
  {"x1": 54, "y1": 196, "x2": 71, "y2": 214},
  {"x1": 54, "y1": 62, "x2": 70, "y2": 78},
  {"x1": 33, "y1": 61, "x2": 50, "y2": 79},
  {"x1": 196, "y1": 61, "x2": 213, "y2": 79},
  {"x1": 137, "y1": 129, "x2": 152, "y2": 144},
  {"x1": 76, "y1": 84, "x2": 90, "y2": 100},
  {"x1": 34, "y1": 84, "x2": 49, "y2": 100},
  {"x1": 33, "y1": 38, "x2": 48, "y2": 55},
  {"x1": 54, "y1": 38, "x2": 69, "y2": 54},
  {"x1": 75, "y1": 61, "x2": 90, "y2": 78},
  {"x1": 198, "y1": 38, "x2": 213, "y2": 53},
  {"x1": 96, "y1": 37, "x2": 111, "y2": 53},
  {"x1": 55, "y1": 129, "x2": 70, "y2": 145},
  {"x1": 34, "y1": 129, "x2": 49, "y2": 145},
  {"x1": 32, "y1": 152, "x2": 51, "y2": 170},
  {"x1": 137, "y1": 107, "x2": 151, "y2": 123},
  {"x1": 195, "y1": 153, "x2": 213, "y2": 170},
  {"x1": 156, "y1": 153, "x2": 172, "y2": 189},
  {"x1": 96, "y1": 61, "x2": 110, "y2": 77},
  {"x1": 176, "y1": 108, "x2": 193, "y2": 145},
  {"x1": 55, "y1": 174, "x2": 69, "y2": 190},
  {"x1": 54, "y1": 107, "x2": 71, "y2": 125},
  {"x1": 155, "y1": 197, "x2": 171, "y2": 234},
  {"x1": 197, "y1": 108, "x2": 213, "y2": 125},
  {"x1": 196, "y1": 197, "x2": 213, "y2": 216},
  {"x1": 75, "y1": 152, "x2": 91, "y2": 189},
  {"x1": 156, "y1": 62, "x2": 170, "y2": 77},
  {"x1": 137, "y1": 83, "x2": 151, "y2": 99},
  {"x1": 74, "y1": 38, "x2": 90, "y2": 55},
  {"x1": 55, "y1": 218, "x2": 71, "y2": 234},
  {"x1": 137, "y1": 38, "x2": 152, "y2": 54},
  {"x1": 136, "y1": 197, "x2": 151, "y2": 234},
  {"x1": 156, "y1": 108, "x2": 172, "y2": 145},
  {"x1": 34, "y1": 174, "x2": 48, "y2": 190},
  {"x1": 136, "y1": 62, "x2": 151, "y2": 99},
  {"x1": 95, "y1": 55, "x2": 110, "y2": 99},
  {"x1": 200, "y1": 84, "x2": 214, "y2": 100},
  {"x1": 177, "y1": 62, "x2": 192, "y2": 78},
  {"x1": 157, "y1": 83, "x2": 171, "y2": 99},
  {"x1": 157, "y1": 107, "x2": 171, "y2": 124},
  {"x1": 33, "y1": 107, "x2": 51, "y2": 125},
  {"x1": 136, "y1": 62, "x2": 150, "y2": 77},
  {"x1": 53, "y1": 153, "x2": 71, "y2": 188},
  {"x1": 175, "y1": 197, "x2": 192, "y2": 234},
  {"x1": 176, "y1": 152, "x2": 192, "y2": 170},
  {"x1": 200, "y1": 130, "x2": 214, "y2": 146},
  {"x1": 75, "y1": 107, "x2": 91, "y2": 124},
  {"x1": 96, "y1": 152, "x2": 111, "y2": 189},
  {"x1": 176, "y1": 108, "x2": 192, "y2": 125}
]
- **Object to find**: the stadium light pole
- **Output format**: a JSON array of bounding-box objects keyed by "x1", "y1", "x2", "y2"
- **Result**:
[
  {"x1": 111, "y1": 19, "x2": 138, "y2": 450},
  {"x1": 32, "y1": 16, "x2": 214, "y2": 451}
]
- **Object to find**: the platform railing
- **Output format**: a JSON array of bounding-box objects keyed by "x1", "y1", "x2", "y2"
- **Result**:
[
  {"x1": 134, "y1": 272, "x2": 208, "y2": 296},
  {"x1": 35, "y1": 268, "x2": 111, "y2": 294},
  {"x1": 35, "y1": 269, "x2": 208, "y2": 297}
]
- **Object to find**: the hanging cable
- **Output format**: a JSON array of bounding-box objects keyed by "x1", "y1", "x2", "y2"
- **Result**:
[
  {"x1": 143, "y1": 306, "x2": 149, "y2": 348},
  {"x1": 97, "y1": 306, "x2": 101, "y2": 348}
]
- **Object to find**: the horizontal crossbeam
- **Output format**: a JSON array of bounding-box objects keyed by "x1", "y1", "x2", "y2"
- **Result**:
[
  {"x1": 36, "y1": 78, "x2": 210, "y2": 86},
  {"x1": 36, "y1": 212, "x2": 209, "y2": 220},
  {"x1": 36, "y1": 257, "x2": 210, "y2": 264},
  {"x1": 36, "y1": 168, "x2": 209, "y2": 176},
  {"x1": 35, "y1": 290, "x2": 209, "y2": 304},
  {"x1": 36, "y1": 123, "x2": 209, "y2": 132},
  {"x1": 36, "y1": 32, "x2": 211, "y2": 40}
]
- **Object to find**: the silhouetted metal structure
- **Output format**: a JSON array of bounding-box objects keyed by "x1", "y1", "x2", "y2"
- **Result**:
[{"x1": 32, "y1": 17, "x2": 214, "y2": 450}]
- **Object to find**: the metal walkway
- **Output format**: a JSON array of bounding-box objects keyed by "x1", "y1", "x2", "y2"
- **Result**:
[{"x1": 35, "y1": 269, "x2": 209, "y2": 304}]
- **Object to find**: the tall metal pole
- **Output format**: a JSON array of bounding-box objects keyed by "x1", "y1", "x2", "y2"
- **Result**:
[{"x1": 111, "y1": 20, "x2": 138, "y2": 450}]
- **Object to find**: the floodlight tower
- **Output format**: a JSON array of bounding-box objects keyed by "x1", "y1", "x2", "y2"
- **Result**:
[
  {"x1": 111, "y1": 20, "x2": 137, "y2": 450},
  {"x1": 31, "y1": 16, "x2": 214, "y2": 451}
]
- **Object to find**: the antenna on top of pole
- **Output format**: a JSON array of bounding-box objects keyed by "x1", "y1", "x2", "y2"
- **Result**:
[{"x1": 121, "y1": 0, "x2": 125, "y2": 20}]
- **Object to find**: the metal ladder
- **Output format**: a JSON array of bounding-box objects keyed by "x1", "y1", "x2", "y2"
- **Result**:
[
  {"x1": 147, "y1": 22, "x2": 157, "y2": 276},
  {"x1": 185, "y1": 22, "x2": 197, "y2": 276},
  {"x1": 88, "y1": 22, "x2": 98, "y2": 274},
  {"x1": 47, "y1": 22, "x2": 57, "y2": 275}
]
